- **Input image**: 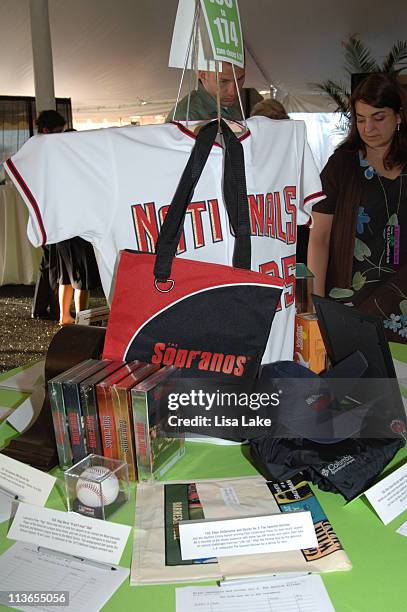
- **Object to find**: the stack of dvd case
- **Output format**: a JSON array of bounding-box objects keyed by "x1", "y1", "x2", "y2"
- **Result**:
[
  {"x1": 62, "y1": 360, "x2": 112, "y2": 464},
  {"x1": 49, "y1": 359, "x2": 109, "y2": 469},
  {"x1": 132, "y1": 366, "x2": 185, "y2": 481},
  {"x1": 96, "y1": 362, "x2": 144, "y2": 461},
  {"x1": 110, "y1": 363, "x2": 160, "y2": 480},
  {"x1": 49, "y1": 359, "x2": 186, "y2": 481},
  {"x1": 79, "y1": 361, "x2": 127, "y2": 455}
]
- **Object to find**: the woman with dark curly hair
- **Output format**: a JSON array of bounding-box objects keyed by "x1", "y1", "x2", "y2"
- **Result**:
[{"x1": 308, "y1": 73, "x2": 407, "y2": 342}]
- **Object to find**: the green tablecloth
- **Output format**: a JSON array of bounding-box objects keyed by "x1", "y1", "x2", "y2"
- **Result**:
[{"x1": 1, "y1": 347, "x2": 407, "y2": 612}]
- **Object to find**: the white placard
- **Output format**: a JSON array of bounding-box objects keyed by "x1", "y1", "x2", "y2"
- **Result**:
[
  {"x1": 6, "y1": 385, "x2": 45, "y2": 433},
  {"x1": 364, "y1": 461, "x2": 407, "y2": 525},
  {"x1": 169, "y1": 0, "x2": 217, "y2": 71},
  {"x1": 396, "y1": 520, "x2": 407, "y2": 537},
  {"x1": 393, "y1": 358, "x2": 407, "y2": 388},
  {"x1": 176, "y1": 574, "x2": 335, "y2": 612},
  {"x1": 179, "y1": 512, "x2": 317, "y2": 560},
  {"x1": 0, "y1": 491, "x2": 15, "y2": 523},
  {"x1": 0, "y1": 360, "x2": 45, "y2": 392},
  {"x1": 0, "y1": 454, "x2": 56, "y2": 508},
  {"x1": 8, "y1": 503, "x2": 131, "y2": 566}
]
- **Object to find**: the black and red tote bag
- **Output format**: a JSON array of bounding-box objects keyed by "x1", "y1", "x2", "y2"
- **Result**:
[{"x1": 103, "y1": 120, "x2": 283, "y2": 380}]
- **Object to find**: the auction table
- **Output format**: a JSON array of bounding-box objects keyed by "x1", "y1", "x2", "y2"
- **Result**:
[{"x1": 0, "y1": 358, "x2": 406, "y2": 612}]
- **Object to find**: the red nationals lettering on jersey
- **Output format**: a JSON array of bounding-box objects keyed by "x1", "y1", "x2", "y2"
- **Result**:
[
  {"x1": 131, "y1": 187, "x2": 297, "y2": 253},
  {"x1": 151, "y1": 342, "x2": 248, "y2": 377},
  {"x1": 247, "y1": 186, "x2": 296, "y2": 243},
  {"x1": 131, "y1": 200, "x2": 218, "y2": 254}
]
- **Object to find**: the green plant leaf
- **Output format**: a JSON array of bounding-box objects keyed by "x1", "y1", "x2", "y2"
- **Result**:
[
  {"x1": 329, "y1": 287, "x2": 355, "y2": 299},
  {"x1": 387, "y1": 213, "x2": 399, "y2": 226},
  {"x1": 312, "y1": 80, "x2": 350, "y2": 116},
  {"x1": 381, "y1": 41, "x2": 407, "y2": 73},
  {"x1": 354, "y1": 238, "x2": 371, "y2": 261},
  {"x1": 313, "y1": 36, "x2": 407, "y2": 137},
  {"x1": 399, "y1": 300, "x2": 407, "y2": 315},
  {"x1": 352, "y1": 271, "x2": 366, "y2": 291},
  {"x1": 343, "y1": 35, "x2": 380, "y2": 74}
]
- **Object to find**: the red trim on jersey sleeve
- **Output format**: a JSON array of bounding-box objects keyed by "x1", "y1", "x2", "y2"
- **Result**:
[
  {"x1": 172, "y1": 121, "x2": 221, "y2": 148},
  {"x1": 304, "y1": 191, "x2": 325, "y2": 204},
  {"x1": 171, "y1": 121, "x2": 197, "y2": 141},
  {"x1": 5, "y1": 158, "x2": 47, "y2": 245}
]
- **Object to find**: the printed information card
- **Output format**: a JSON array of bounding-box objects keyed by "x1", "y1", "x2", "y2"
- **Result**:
[
  {"x1": 0, "y1": 454, "x2": 56, "y2": 518},
  {"x1": 8, "y1": 503, "x2": 131, "y2": 566},
  {"x1": 396, "y1": 520, "x2": 407, "y2": 537},
  {"x1": 364, "y1": 461, "x2": 407, "y2": 525},
  {"x1": 179, "y1": 511, "x2": 317, "y2": 560}
]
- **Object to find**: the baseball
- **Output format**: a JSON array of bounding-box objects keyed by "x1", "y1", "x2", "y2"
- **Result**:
[{"x1": 76, "y1": 466, "x2": 120, "y2": 508}]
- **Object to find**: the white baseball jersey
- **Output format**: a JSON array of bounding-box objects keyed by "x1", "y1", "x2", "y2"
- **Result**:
[{"x1": 5, "y1": 116, "x2": 324, "y2": 363}]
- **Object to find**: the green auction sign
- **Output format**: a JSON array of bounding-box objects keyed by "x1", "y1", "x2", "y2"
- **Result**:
[{"x1": 200, "y1": 0, "x2": 244, "y2": 68}]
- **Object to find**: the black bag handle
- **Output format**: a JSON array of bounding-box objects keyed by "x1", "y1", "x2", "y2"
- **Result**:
[
  {"x1": 154, "y1": 119, "x2": 251, "y2": 282},
  {"x1": 222, "y1": 121, "x2": 251, "y2": 270}
]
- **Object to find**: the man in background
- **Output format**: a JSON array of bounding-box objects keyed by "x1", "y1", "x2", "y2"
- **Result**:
[
  {"x1": 36, "y1": 110, "x2": 65, "y2": 135},
  {"x1": 166, "y1": 62, "x2": 246, "y2": 122}
]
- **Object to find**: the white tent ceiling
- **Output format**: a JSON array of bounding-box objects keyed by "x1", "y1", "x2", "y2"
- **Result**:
[{"x1": 0, "y1": 0, "x2": 406, "y2": 120}]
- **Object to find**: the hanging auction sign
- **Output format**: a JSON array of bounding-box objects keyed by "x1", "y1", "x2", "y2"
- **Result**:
[
  {"x1": 200, "y1": 0, "x2": 244, "y2": 68},
  {"x1": 169, "y1": 0, "x2": 244, "y2": 71}
]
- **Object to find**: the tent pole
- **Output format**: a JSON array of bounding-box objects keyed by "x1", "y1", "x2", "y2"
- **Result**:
[{"x1": 29, "y1": 0, "x2": 56, "y2": 113}]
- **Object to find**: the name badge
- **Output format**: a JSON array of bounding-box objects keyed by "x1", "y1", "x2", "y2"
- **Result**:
[{"x1": 385, "y1": 224, "x2": 400, "y2": 265}]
